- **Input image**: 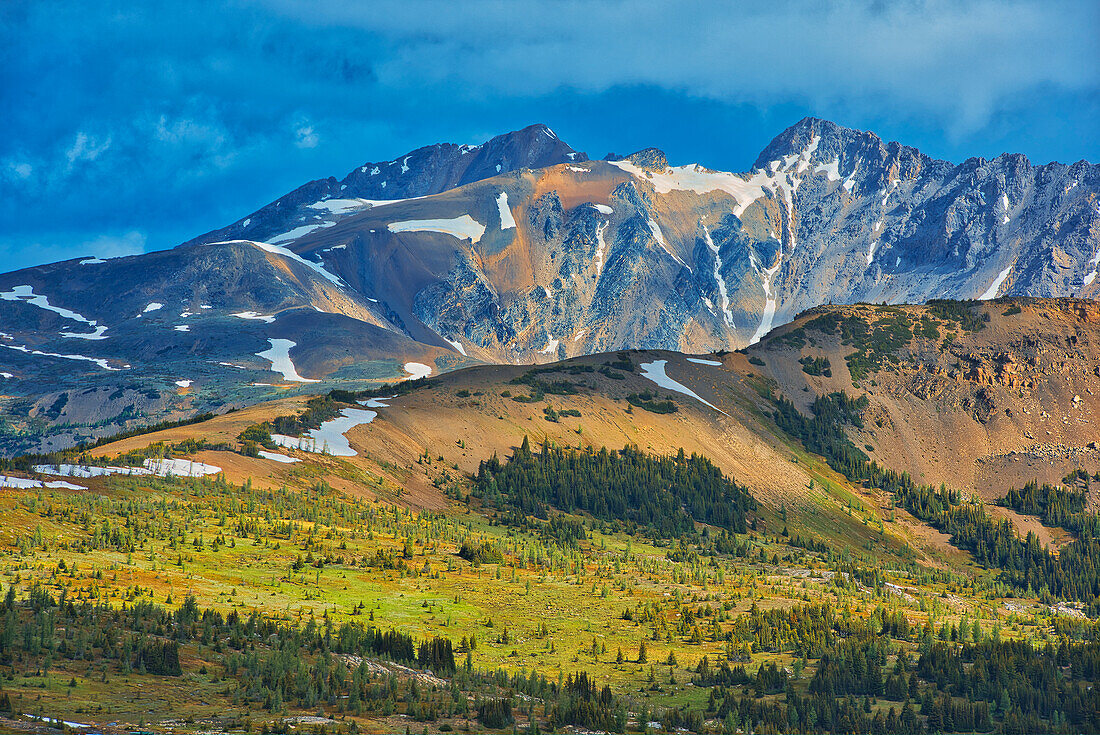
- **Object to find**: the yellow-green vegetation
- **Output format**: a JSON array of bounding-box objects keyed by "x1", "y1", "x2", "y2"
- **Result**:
[{"x1": 0, "y1": 456, "x2": 1097, "y2": 733}]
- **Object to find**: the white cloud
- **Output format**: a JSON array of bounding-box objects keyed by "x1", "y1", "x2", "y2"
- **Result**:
[
  {"x1": 9, "y1": 162, "x2": 32, "y2": 179},
  {"x1": 261, "y1": 0, "x2": 1098, "y2": 134},
  {"x1": 295, "y1": 123, "x2": 319, "y2": 149},
  {"x1": 150, "y1": 113, "x2": 237, "y2": 171},
  {"x1": 64, "y1": 131, "x2": 112, "y2": 170}
]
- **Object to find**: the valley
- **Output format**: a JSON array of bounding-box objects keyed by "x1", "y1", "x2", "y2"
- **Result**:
[{"x1": 0, "y1": 299, "x2": 1098, "y2": 733}]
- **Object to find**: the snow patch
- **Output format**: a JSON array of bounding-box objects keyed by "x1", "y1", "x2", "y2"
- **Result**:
[
  {"x1": 266, "y1": 222, "x2": 336, "y2": 244},
  {"x1": 573, "y1": 329, "x2": 586, "y2": 342},
  {"x1": 881, "y1": 178, "x2": 899, "y2": 207},
  {"x1": 232, "y1": 311, "x2": 276, "y2": 323},
  {"x1": 174, "y1": 379, "x2": 192, "y2": 387},
  {"x1": 143, "y1": 458, "x2": 221, "y2": 477},
  {"x1": 647, "y1": 218, "x2": 688, "y2": 268},
  {"x1": 79, "y1": 258, "x2": 106, "y2": 265},
  {"x1": 1, "y1": 285, "x2": 107, "y2": 339},
  {"x1": 245, "y1": 240, "x2": 345, "y2": 287},
  {"x1": 686, "y1": 357, "x2": 722, "y2": 366},
  {"x1": 639, "y1": 360, "x2": 727, "y2": 415},
  {"x1": 496, "y1": 191, "x2": 516, "y2": 230},
  {"x1": 307, "y1": 198, "x2": 374, "y2": 215},
  {"x1": 258, "y1": 450, "x2": 300, "y2": 464},
  {"x1": 979, "y1": 265, "x2": 1013, "y2": 300},
  {"x1": 1, "y1": 342, "x2": 119, "y2": 370},
  {"x1": 34, "y1": 460, "x2": 219, "y2": 478},
  {"x1": 841, "y1": 164, "x2": 859, "y2": 192},
  {"x1": 256, "y1": 338, "x2": 319, "y2": 383},
  {"x1": 34, "y1": 464, "x2": 144, "y2": 478},
  {"x1": 387, "y1": 215, "x2": 486, "y2": 243},
  {"x1": 273, "y1": 409, "x2": 379, "y2": 457},
  {"x1": 569, "y1": 166, "x2": 590, "y2": 173},
  {"x1": 142, "y1": 302, "x2": 163, "y2": 313},
  {"x1": 1, "y1": 476, "x2": 87, "y2": 490},
  {"x1": 444, "y1": 337, "x2": 467, "y2": 356},
  {"x1": 538, "y1": 337, "x2": 559, "y2": 355},
  {"x1": 750, "y1": 250, "x2": 783, "y2": 345},
  {"x1": 174, "y1": 325, "x2": 190, "y2": 332},
  {"x1": 703, "y1": 225, "x2": 734, "y2": 327},
  {"x1": 590, "y1": 203, "x2": 613, "y2": 215},
  {"x1": 403, "y1": 362, "x2": 432, "y2": 380},
  {"x1": 813, "y1": 158, "x2": 841, "y2": 181},
  {"x1": 594, "y1": 222, "x2": 608, "y2": 276}
]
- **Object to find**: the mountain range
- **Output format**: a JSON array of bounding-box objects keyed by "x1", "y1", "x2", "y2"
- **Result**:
[{"x1": 1, "y1": 118, "x2": 1097, "y2": 453}]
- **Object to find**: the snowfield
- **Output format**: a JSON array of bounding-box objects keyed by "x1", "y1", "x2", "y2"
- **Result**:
[
  {"x1": 273, "y1": 408, "x2": 379, "y2": 457},
  {"x1": 608, "y1": 135, "x2": 822, "y2": 219},
  {"x1": 34, "y1": 459, "x2": 221, "y2": 478},
  {"x1": 388, "y1": 215, "x2": 486, "y2": 244},
  {"x1": 496, "y1": 192, "x2": 517, "y2": 230},
  {"x1": 258, "y1": 450, "x2": 301, "y2": 464},
  {"x1": 1, "y1": 476, "x2": 86, "y2": 490},
  {"x1": 232, "y1": 311, "x2": 276, "y2": 323},
  {"x1": 979, "y1": 265, "x2": 1013, "y2": 300},
  {"x1": 639, "y1": 359, "x2": 728, "y2": 415},
  {"x1": 256, "y1": 338, "x2": 319, "y2": 383},
  {"x1": 1, "y1": 341, "x2": 119, "y2": 370},
  {"x1": 266, "y1": 222, "x2": 336, "y2": 244},
  {"x1": 403, "y1": 362, "x2": 432, "y2": 380},
  {"x1": 1, "y1": 284, "x2": 108, "y2": 339},
  {"x1": 143, "y1": 458, "x2": 222, "y2": 477},
  {"x1": 244, "y1": 240, "x2": 345, "y2": 287}
]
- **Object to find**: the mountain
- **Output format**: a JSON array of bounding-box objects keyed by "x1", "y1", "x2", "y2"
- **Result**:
[
  {"x1": 1, "y1": 119, "x2": 1097, "y2": 453},
  {"x1": 71, "y1": 298, "x2": 1100, "y2": 513},
  {"x1": 182, "y1": 123, "x2": 586, "y2": 249}
]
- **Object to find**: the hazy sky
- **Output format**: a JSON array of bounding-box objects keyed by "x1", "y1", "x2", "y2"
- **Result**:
[{"x1": 1, "y1": 0, "x2": 1097, "y2": 271}]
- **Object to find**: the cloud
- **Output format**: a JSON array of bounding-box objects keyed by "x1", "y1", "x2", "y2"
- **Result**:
[
  {"x1": 64, "y1": 131, "x2": 112, "y2": 170},
  {"x1": 4, "y1": 161, "x2": 32, "y2": 180},
  {"x1": 0, "y1": 0, "x2": 1094, "y2": 273},
  {"x1": 261, "y1": 0, "x2": 1099, "y2": 135},
  {"x1": 294, "y1": 122, "x2": 319, "y2": 149}
]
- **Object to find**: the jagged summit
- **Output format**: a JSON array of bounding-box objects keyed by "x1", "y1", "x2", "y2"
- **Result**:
[
  {"x1": 183, "y1": 124, "x2": 586, "y2": 248},
  {"x1": 623, "y1": 148, "x2": 669, "y2": 171}
]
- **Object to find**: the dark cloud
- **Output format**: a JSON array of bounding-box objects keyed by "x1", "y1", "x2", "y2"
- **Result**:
[{"x1": 0, "y1": 0, "x2": 1096, "y2": 271}]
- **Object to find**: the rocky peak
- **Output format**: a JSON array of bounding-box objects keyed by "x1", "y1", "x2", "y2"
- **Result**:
[
  {"x1": 183, "y1": 124, "x2": 586, "y2": 248},
  {"x1": 625, "y1": 148, "x2": 669, "y2": 172}
]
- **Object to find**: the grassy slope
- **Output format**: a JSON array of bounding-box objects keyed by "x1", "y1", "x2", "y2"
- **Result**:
[{"x1": 1, "y1": 299, "x2": 1097, "y2": 731}]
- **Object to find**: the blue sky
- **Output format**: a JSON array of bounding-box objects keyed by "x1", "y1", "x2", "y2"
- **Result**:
[{"x1": 1, "y1": 0, "x2": 1097, "y2": 272}]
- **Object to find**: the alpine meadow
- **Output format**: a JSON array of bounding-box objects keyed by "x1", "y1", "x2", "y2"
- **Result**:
[{"x1": 1, "y1": 2, "x2": 1099, "y2": 733}]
